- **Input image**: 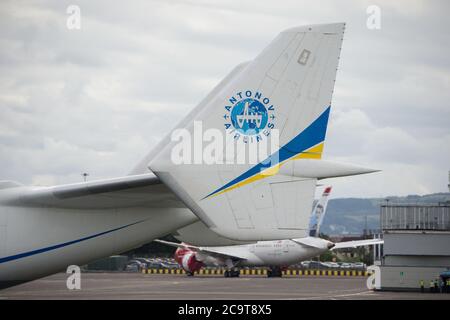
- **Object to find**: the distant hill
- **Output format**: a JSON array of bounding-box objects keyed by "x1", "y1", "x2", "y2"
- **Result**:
[
  {"x1": 321, "y1": 192, "x2": 450, "y2": 235},
  {"x1": 123, "y1": 192, "x2": 450, "y2": 257}
]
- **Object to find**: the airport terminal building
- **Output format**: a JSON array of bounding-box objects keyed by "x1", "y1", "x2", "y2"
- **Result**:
[{"x1": 377, "y1": 203, "x2": 450, "y2": 291}]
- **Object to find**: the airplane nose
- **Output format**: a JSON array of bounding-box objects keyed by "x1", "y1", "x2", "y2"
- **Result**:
[{"x1": 327, "y1": 242, "x2": 335, "y2": 249}]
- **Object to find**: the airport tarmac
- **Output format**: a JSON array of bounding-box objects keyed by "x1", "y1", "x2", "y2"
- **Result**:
[{"x1": 1, "y1": 273, "x2": 449, "y2": 300}]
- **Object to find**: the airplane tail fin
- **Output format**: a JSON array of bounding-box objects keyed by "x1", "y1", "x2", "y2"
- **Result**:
[
  {"x1": 149, "y1": 23, "x2": 346, "y2": 241},
  {"x1": 308, "y1": 186, "x2": 332, "y2": 237}
]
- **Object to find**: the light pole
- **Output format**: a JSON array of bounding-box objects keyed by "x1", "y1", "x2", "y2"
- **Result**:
[{"x1": 82, "y1": 173, "x2": 89, "y2": 182}]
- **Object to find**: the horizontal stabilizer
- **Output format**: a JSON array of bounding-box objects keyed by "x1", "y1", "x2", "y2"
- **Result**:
[
  {"x1": 0, "y1": 174, "x2": 183, "y2": 209},
  {"x1": 291, "y1": 237, "x2": 334, "y2": 250},
  {"x1": 278, "y1": 159, "x2": 379, "y2": 179}
]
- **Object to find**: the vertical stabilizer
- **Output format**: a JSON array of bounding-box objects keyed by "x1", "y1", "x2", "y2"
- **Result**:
[
  {"x1": 149, "y1": 23, "x2": 345, "y2": 240},
  {"x1": 309, "y1": 186, "x2": 332, "y2": 237}
]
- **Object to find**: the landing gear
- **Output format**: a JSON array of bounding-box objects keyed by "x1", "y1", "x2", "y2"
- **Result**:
[
  {"x1": 267, "y1": 267, "x2": 282, "y2": 278},
  {"x1": 224, "y1": 269, "x2": 240, "y2": 278}
]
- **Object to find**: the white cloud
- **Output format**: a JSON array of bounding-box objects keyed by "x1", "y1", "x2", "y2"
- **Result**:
[{"x1": 325, "y1": 108, "x2": 450, "y2": 197}]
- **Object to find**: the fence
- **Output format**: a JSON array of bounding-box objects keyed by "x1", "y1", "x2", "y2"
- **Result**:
[{"x1": 141, "y1": 268, "x2": 371, "y2": 277}]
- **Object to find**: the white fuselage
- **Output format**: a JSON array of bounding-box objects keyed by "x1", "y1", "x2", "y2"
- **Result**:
[
  {"x1": 0, "y1": 186, "x2": 325, "y2": 287},
  {"x1": 0, "y1": 187, "x2": 197, "y2": 288},
  {"x1": 196, "y1": 237, "x2": 333, "y2": 268}
]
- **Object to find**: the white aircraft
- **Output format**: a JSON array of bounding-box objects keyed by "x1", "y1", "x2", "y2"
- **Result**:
[
  {"x1": 156, "y1": 187, "x2": 383, "y2": 277},
  {"x1": 0, "y1": 23, "x2": 378, "y2": 288},
  {"x1": 309, "y1": 186, "x2": 331, "y2": 237}
]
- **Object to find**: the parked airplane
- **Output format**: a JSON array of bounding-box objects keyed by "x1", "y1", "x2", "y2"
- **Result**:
[
  {"x1": 309, "y1": 186, "x2": 332, "y2": 237},
  {"x1": 156, "y1": 187, "x2": 383, "y2": 277},
  {"x1": 0, "y1": 23, "x2": 378, "y2": 288}
]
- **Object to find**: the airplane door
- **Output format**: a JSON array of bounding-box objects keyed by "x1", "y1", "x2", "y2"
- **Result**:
[
  {"x1": 274, "y1": 240, "x2": 283, "y2": 256},
  {"x1": 283, "y1": 240, "x2": 289, "y2": 253}
]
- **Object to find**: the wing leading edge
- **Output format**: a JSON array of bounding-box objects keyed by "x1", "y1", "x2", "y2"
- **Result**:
[
  {"x1": 0, "y1": 173, "x2": 184, "y2": 209},
  {"x1": 154, "y1": 239, "x2": 247, "y2": 261},
  {"x1": 331, "y1": 238, "x2": 384, "y2": 250}
]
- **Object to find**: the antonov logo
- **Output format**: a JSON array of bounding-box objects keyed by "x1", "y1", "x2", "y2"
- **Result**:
[{"x1": 224, "y1": 90, "x2": 275, "y2": 143}]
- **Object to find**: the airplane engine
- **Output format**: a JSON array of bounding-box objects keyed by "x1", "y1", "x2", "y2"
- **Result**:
[{"x1": 174, "y1": 247, "x2": 204, "y2": 274}]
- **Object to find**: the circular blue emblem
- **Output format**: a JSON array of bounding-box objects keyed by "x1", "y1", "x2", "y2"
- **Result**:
[
  {"x1": 230, "y1": 98, "x2": 268, "y2": 136},
  {"x1": 223, "y1": 91, "x2": 275, "y2": 143}
]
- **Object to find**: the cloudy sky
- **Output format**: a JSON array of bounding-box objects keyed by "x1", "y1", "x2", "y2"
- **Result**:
[{"x1": 0, "y1": 0, "x2": 449, "y2": 198}]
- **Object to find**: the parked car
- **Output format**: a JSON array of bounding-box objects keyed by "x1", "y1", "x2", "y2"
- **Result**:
[
  {"x1": 124, "y1": 263, "x2": 140, "y2": 272},
  {"x1": 133, "y1": 258, "x2": 150, "y2": 265},
  {"x1": 339, "y1": 262, "x2": 352, "y2": 269},
  {"x1": 128, "y1": 259, "x2": 146, "y2": 270},
  {"x1": 307, "y1": 261, "x2": 328, "y2": 269},
  {"x1": 160, "y1": 262, "x2": 179, "y2": 269},
  {"x1": 146, "y1": 262, "x2": 164, "y2": 269},
  {"x1": 353, "y1": 262, "x2": 366, "y2": 270},
  {"x1": 300, "y1": 261, "x2": 311, "y2": 268},
  {"x1": 327, "y1": 262, "x2": 340, "y2": 269}
]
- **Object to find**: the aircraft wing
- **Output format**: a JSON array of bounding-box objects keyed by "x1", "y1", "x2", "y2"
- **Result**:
[
  {"x1": 154, "y1": 239, "x2": 202, "y2": 251},
  {"x1": 1, "y1": 173, "x2": 184, "y2": 209},
  {"x1": 154, "y1": 239, "x2": 247, "y2": 262},
  {"x1": 331, "y1": 238, "x2": 384, "y2": 250}
]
